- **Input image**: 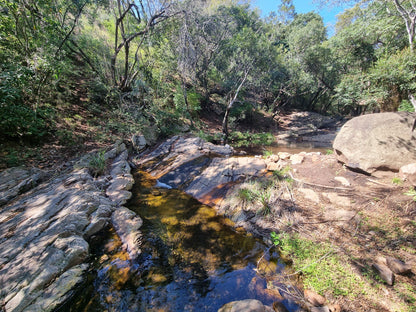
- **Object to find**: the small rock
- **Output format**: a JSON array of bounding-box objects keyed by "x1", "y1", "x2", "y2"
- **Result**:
[
  {"x1": 290, "y1": 154, "x2": 304, "y2": 165},
  {"x1": 311, "y1": 307, "x2": 330, "y2": 312},
  {"x1": 372, "y1": 263, "x2": 395, "y2": 285},
  {"x1": 299, "y1": 188, "x2": 320, "y2": 204},
  {"x1": 131, "y1": 133, "x2": 147, "y2": 152},
  {"x1": 272, "y1": 301, "x2": 289, "y2": 312},
  {"x1": 218, "y1": 299, "x2": 273, "y2": 312},
  {"x1": 152, "y1": 189, "x2": 161, "y2": 196},
  {"x1": 399, "y1": 163, "x2": 416, "y2": 185},
  {"x1": 100, "y1": 254, "x2": 109, "y2": 263},
  {"x1": 278, "y1": 152, "x2": 291, "y2": 160},
  {"x1": 304, "y1": 289, "x2": 326, "y2": 306},
  {"x1": 328, "y1": 304, "x2": 342, "y2": 312},
  {"x1": 268, "y1": 154, "x2": 280, "y2": 162},
  {"x1": 267, "y1": 161, "x2": 282, "y2": 171},
  {"x1": 386, "y1": 257, "x2": 412, "y2": 275},
  {"x1": 334, "y1": 176, "x2": 350, "y2": 187},
  {"x1": 322, "y1": 193, "x2": 351, "y2": 207}
]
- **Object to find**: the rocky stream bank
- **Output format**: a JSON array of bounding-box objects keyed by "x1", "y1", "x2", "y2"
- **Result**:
[{"x1": 1, "y1": 112, "x2": 416, "y2": 312}]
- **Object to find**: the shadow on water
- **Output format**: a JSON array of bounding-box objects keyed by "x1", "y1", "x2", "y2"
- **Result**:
[{"x1": 58, "y1": 171, "x2": 301, "y2": 312}]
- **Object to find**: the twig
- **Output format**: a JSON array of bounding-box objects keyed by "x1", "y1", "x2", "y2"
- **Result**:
[
  {"x1": 292, "y1": 177, "x2": 351, "y2": 191},
  {"x1": 367, "y1": 178, "x2": 396, "y2": 188},
  {"x1": 256, "y1": 245, "x2": 274, "y2": 269}
]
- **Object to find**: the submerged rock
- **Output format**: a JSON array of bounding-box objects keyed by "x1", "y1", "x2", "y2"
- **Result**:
[{"x1": 218, "y1": 299, "x2": 274, "y2": 312}]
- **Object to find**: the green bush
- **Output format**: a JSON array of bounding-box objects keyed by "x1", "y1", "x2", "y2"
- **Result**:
[
  {"x1": 229, "y1": 131, "x2": 274, "y2": 147},
  {"x1": 398, "y1": 100, "x2": 415, "y2": 112},
  {"x1": 0, "y1": 64, "x2": 54, "y2": 139}
]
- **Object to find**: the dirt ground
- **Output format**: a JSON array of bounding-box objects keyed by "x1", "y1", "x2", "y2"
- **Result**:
[{"x1": 285, "y1": 152, "x2": 416, "y2": 312}]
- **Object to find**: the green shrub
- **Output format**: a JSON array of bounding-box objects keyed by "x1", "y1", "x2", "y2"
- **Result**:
[
  {"x1": 229, "y1": 131, "x2": 274, "y2": 147},
  {"x1": 398, "y1": 100, "x2": 415, "y2": 112}
]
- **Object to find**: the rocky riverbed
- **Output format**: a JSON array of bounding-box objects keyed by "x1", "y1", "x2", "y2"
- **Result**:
[{"x1": 1, "y1": 126, "x2": 415, "y2": 312}]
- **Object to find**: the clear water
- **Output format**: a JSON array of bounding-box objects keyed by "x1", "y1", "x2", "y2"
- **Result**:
[{"x1": 59, "y1": 171, "x2": 301, "y2": 312}]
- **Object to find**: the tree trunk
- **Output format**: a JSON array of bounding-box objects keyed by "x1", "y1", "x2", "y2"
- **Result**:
[
  {"x1": 181, "y1": 79, "x2": 193, "y2": 127},
  {"x1": 221, "y1": 70, "x2": 249, "y2": 144},
  {"x1": 409, "y1": 93, "x2": 416, "y2": 111}
]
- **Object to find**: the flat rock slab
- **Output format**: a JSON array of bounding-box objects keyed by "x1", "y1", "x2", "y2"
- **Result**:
[
  {"x1": 158, "y1": 156, "x2": 212, "y2": 189},
  {"x1": 186, "y1": 157, "x2": 266, "y2": 201},
  {"x1": 136, "y1": 136, "x2": 233, "y2": 178},
  {"x1": 0, "y1": 141, "x2": 135, "y2": 312},
  {"x1": 111, "y1": 207, "x2": 143, "y2": 260},
  {"x1": 0, "y1": 167, "x2": 48, "y2": 206},
  {"x1": 0, "y1": 168, "x2": 114, "y2": 312}
]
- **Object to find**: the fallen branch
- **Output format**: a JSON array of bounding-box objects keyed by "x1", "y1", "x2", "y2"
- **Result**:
[{"x1": 292, "y1": 177, "x2": 351, "y2": 191}]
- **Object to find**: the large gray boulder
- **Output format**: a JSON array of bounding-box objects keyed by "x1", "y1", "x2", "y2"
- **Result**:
[{"x1": 333, "y1": 112, "x2": 416, "y2": 174}]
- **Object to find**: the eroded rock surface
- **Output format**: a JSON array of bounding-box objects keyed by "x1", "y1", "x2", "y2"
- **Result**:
[
  {"x1": 0, "y1": 167, "x2": 48, "y2": 206},
  {"x1": 136, "y1": 136, "x2": 266, "y2": 203},
  {"x1": 0, "y1": 142, "x2": 137, "y2": 312}
]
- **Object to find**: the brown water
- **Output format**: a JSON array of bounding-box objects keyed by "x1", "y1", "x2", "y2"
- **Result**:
[{"x1": 59, "y1": 171, "x2": 301, "y2": 312}]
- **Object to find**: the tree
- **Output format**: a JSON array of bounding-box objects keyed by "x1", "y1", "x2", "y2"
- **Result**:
[
  {"x1": 391, "y1": 0, "x2": 416, "y2": 50},
  {"x1": 110, "y1": 0, "x2": 174, "y2": 92},
  {"x1": 0, "y1": 0, "x2": 91, "y2": 139},
  {"x1": 213, "y1": 5, "x2": 272, "y2": 142}
]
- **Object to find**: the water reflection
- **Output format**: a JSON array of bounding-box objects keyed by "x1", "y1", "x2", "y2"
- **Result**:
[{"x1": 58, "y1": 171, "x2": 300, "y2": 312}]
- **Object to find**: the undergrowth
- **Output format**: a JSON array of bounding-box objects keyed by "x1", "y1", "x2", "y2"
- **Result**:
[{"x1": 271, "y1": 232, "x2": 366, "y2": 298}]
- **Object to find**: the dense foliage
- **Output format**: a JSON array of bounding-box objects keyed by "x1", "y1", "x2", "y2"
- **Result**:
[{"x1": 1, "y1": 0, "x2": 415, "y2": 143}]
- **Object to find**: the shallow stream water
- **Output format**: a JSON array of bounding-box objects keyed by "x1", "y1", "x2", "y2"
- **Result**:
[{"x1": 59, "y1": 170, "x2": 301, "y2": 312}]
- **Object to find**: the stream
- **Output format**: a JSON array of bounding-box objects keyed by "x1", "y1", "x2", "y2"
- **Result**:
[{"x1": 59, "y1": 170, "x2": 302, "y2": 312}]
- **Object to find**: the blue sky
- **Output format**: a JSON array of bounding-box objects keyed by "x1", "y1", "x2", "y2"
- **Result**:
[{"x1": 251, "y1": 0, "x2": 352, "y2": 35}]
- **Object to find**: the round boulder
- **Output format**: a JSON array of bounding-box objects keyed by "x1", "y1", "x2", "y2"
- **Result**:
[
  {"x1": 218, "y1": 299, "x2": 274, "y2": 312},
  {"x1": 333, "y1": 112, "x2": 416, "y2": 174}
]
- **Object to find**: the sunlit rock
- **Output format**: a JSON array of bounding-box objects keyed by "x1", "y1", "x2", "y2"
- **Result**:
[{"x1": 333, "y1": 112, "x2": 416, "y2": 174}]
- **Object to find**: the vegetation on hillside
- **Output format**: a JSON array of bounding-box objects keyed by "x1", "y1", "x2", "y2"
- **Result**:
[{"x1": 1, "y1": 0, "x2": 415, "y2": 152}]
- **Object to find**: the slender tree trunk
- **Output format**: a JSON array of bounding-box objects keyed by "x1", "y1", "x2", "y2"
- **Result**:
[
  {"x1": 393, "y1": 0, "x2": 416, "y2": 51},
  {"x1": 409, "y1": 93, "x2": 416, "y2": 111},
  {"x1": 222, "y1": 70, "x2": 249, "y2": 144},
  {"x1": 181, "y1": 79, "x2": 193, "y2": 127}
]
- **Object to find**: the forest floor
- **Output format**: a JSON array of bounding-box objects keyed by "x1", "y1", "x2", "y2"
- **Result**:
[{"x1": 282, "y1": 151, "x2": 416, "y2": 312}]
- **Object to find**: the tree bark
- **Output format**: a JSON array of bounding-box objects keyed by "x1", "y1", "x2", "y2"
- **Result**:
[
  {"x1": 222, "y1": 70, "x2": 249, "y2": 144},
  {"x1": 392, "y1": 0, "x2": 416, "y2": 51}
]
